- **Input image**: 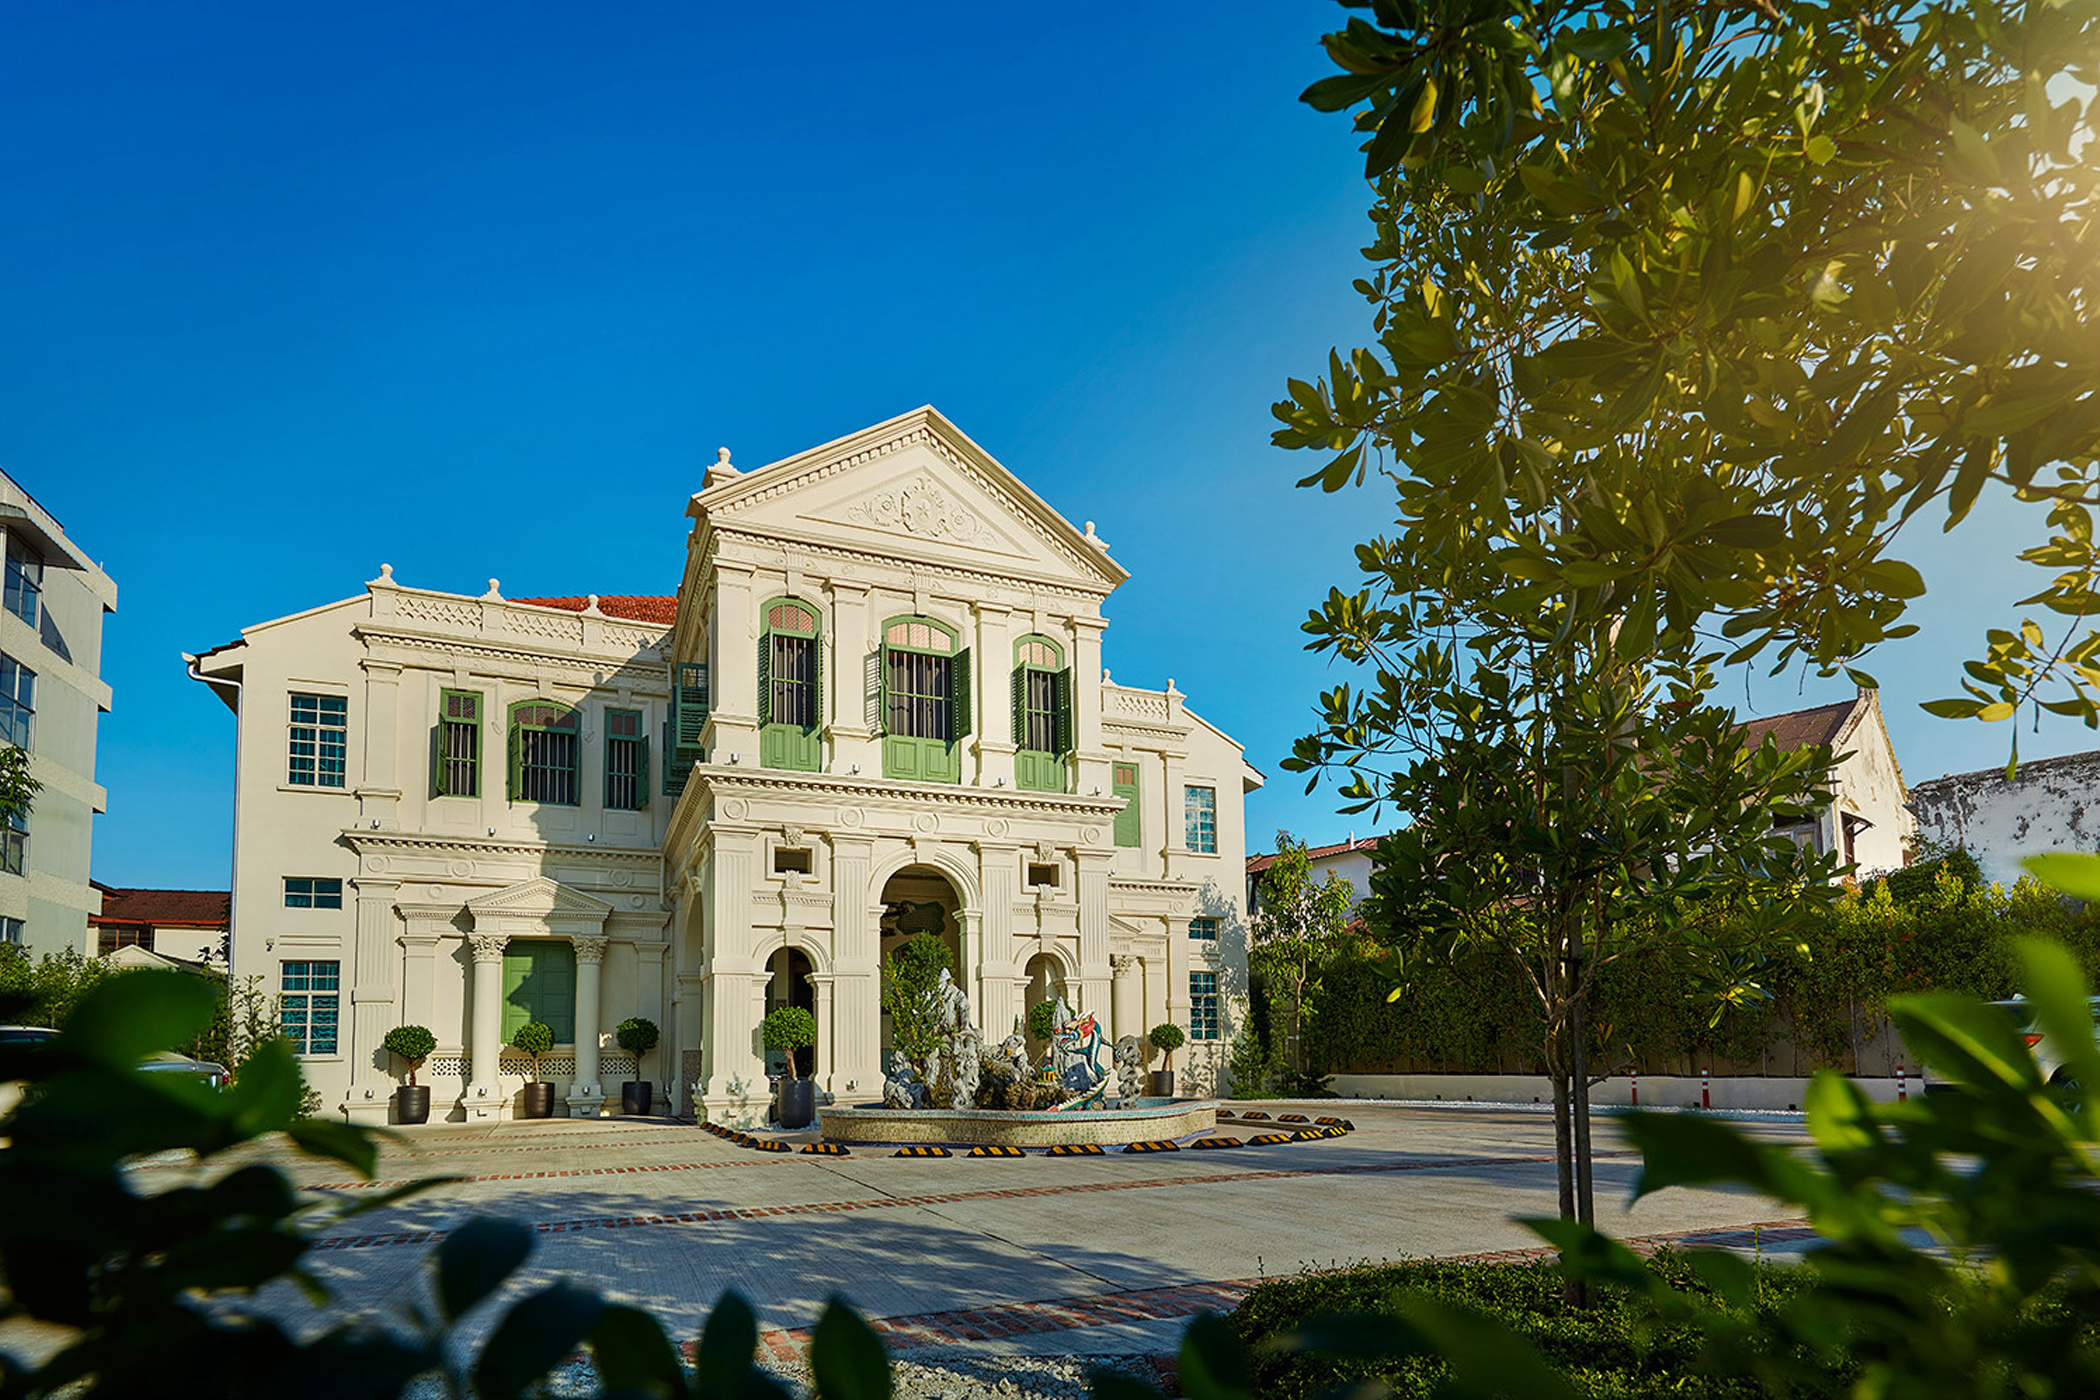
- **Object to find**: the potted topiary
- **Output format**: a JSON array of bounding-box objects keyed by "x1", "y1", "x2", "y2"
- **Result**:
[
  {"x1": 761, "y1": 1005, "x2": 818, "y2": 1129},
  {"x1": 510, "y1": 1020, "x2": 555, "y2": 1119},
  {"x1": 615, "y1": 1016, "x2": 659, "y2": 1116},
  {"x1": 1149, "y1": 1022, "x2": 1186, "y2": 1098},
  {"x1": 382, "y1": 1024, "x2": 437, "y2": 1124}
]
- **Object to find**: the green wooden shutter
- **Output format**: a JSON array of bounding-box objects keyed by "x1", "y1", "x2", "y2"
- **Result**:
[
  {"x1": 866, "y1": 651, "x2": 884, "y2": 733},
  {"x1": 506, "y1": 715, "x2": 522, "y2": 801},
  {"x1": 673, "y1": 663, "x2": 709, "y2": 750},
  {"x1": 635, "y1": 730, "x2": 650, "y2": 807},
  {"x1": 1054, "y1": 667, "x2": 1073, "y2": 753},
  {"x1": 756, "y1": 635, "x2": 772, "y2": 727},
  {"x1": 1113, "y1": 764, "x2": 1140, "y2": 848},
  {"x1": 431, "y1": 718, "x2": 448, "y2": 797},
  {"x1": 951, "y1": 648, "x2": 971, "y2": 739},
  {"x1": 1011, "y1": 666, "x2": 1026, "y2": 746}
]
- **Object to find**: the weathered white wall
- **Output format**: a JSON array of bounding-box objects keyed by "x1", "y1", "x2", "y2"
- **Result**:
[{"x1": 1910, "y1": 749, "x2": 2100, "y2": 887}]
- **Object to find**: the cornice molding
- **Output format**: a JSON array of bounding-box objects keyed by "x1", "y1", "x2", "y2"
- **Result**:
[
  {"x1": 707, "y1": 528, "x2": 1108, "y2": 606},
  {"x1": 356, "y1": 627, "x2": 672, "y2": 682},
  {"x1": 691, "y1": 766, "x2": 1125, "y2": 818},
  {"x1": 341, "y1": 830, "x2": 662, "y2": 865}
]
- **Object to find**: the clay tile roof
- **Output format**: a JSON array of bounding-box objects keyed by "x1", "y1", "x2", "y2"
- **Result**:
[
  {"x1": 1739, "y1": 698, "x2": 1859, "y2": 752},
  {"x1": 1246, "y1": 836, "x2": 1388, "y2": 874},
  {"x1": 511, "y1": 595, "x2": 678, "y2": 626},
  {"x1": 88, "y1": 884, "x2": 231, "y2": 929}
]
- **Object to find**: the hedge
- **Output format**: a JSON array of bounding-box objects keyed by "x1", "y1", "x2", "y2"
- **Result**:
[
  {"x1": 1307, "y1": 861, "x2": 2100, "y2": 1077},
  {"x1": 1228, "y1": 1252, "x2": 1829, "y2": 1400}
]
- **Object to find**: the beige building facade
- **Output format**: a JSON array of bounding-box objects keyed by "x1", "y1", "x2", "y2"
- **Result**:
[
  {"x1": 0, "y1": 472, "x2": 115, "y2": 957},
  {"x1": 192, "y1": 409, "x2": 1259, "y2": 1125}
]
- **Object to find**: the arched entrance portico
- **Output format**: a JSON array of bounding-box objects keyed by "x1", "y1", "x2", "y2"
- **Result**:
[
  {"x1": 876, "y1": 864, "x2": 964, "y2": 1062},
  {"x1": 763, "y1": 946, "x2": 816, "y2": 1079}
]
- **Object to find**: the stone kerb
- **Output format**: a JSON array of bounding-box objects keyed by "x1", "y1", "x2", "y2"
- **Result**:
[{"x1": 818, "y1": 1100, "x2": 1217, "y2": 1148}]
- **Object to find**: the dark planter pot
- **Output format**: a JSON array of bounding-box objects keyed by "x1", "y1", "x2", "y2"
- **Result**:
[
  {"x1": 777, "y1": 1078, "x2": 816, "y2": 1130},
  {"x1": 394, "y1": 1085, "x2": 431, "y2": 1125},
  {"x1": 519, "y1": 1082, "x2": 556, "y2": 1119},
  {"x1": 1149, "y1": 1070, "x2": 1175, "y2": 1099},
  {"x1": 620, "y1": 1081, "x2": 653, "y2": 1116}
]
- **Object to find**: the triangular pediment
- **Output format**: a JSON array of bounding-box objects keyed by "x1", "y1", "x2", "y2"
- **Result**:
[
  {"x1": 692, "y1": 407, "x2": 1127, "y2": 593},
  {"x1": 466, "y1": 876, "x2": 612, "y2": 920}
]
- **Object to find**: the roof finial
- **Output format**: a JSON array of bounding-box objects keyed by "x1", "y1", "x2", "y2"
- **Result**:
[
  {"x1": 482, "y1": 578, "x2": 503, "y2": 600},
  {"x1": 704, "y1": 445, "x2": 741, "y2": 490},
  {"x1": 1083, "y1": 520, "x2": 1110, "y2": 550}
]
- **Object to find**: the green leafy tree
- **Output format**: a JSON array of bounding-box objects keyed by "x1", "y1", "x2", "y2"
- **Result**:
[
  {"x1": 0, "y1": 742, "x2": 41, "y2": 829},
  {"x1": 1277, "y1": 0, "x2": 2100, "y2": 754},
  {"x1": 879, "y1": 933, "x2": 954, "y2": 1077},
  {"x1": 614, "y1": 1016, "x2": 659, "y2": 1058},
  {"x1": 1252, "y1": 832, "x2": 1359, "y2": 1075},
  {"x1": 382, "y1": 1025, "x2": 437, "y2": 1088},
  {"x1": 508, "y1": 1021, "x2": 553, "y2": 1082},
  {"x1": 1026, "y1": 997, "x2": 1059, "y2": 1045},
  {"x1": 1150, "y1": 1022, "x2": 1186, "y2": 1076},
  {"x1": 761, "y1": 1005, "x2": 816, "y2": 1082}
]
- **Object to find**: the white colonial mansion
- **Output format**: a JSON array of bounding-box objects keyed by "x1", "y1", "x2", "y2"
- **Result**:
[{"x1": 190, "y1": 408, "x2": 1261, "y2": 1125}]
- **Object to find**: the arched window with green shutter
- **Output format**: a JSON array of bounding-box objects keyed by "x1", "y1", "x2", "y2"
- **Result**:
[
  {"x1": 878, "y1": 615, "x2": 966, "y2": 783},
  {"x1": 508, "y1": 699, "x2": 581, "y2": 805},
  {"x1": 759, "y1": 598, "x2": 822, "y2": 772},
  {"x1": 1011, "y1": 634, "x2": 1070, "y2": 793}
]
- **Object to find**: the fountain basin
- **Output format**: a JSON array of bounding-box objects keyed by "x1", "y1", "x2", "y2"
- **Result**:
[{"x1": 819, "y1": 1098, "x2": 1216, "y2": 1147}]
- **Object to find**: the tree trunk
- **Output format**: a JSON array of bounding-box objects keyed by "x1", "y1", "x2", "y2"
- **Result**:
[{"x1": 1569, "y1": 961, "x2": 1595, "y2": 1228}]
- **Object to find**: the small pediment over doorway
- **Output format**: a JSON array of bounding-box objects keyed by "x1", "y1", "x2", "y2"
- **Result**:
[{"x1": 466, "y1": 876, "x2": 612, "y2": 935}]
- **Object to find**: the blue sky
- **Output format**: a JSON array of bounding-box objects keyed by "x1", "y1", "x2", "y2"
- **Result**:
[{"x1": 4, "y1": 2, "x2": 2088, "y2": 887}]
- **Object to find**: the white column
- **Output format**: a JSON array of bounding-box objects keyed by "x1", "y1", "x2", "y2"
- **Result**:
[
  {"x1": 829, "y1": 834, "x2": 882, "y2": 1098},
  {"x1": 568, "y1": 935, "x2": 608, "y2": 1117},
  {"x1": 1111, "y1": 954, "x2": 1143, "y2": 1043},
  {"x1": 343, "y1": 877, "x2": 402, "y2": 1127},
  {"x1": 464, "y1": 932, "x2": 509, "y2": 1121}
]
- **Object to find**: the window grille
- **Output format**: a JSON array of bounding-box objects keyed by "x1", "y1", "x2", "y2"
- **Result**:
[
  {"x1": 887, "y1": 649, "x2": 953, "y2": 740},
  {"x1": 0, "y1": 654, "x2": 33, "y2": 750},
  {"x1": 436, "y1": 690, "x2": 480, "y2": 797},
  {"x1": 1190, "y1": 971, "x2": 1220, "y2": 1041},
  {"x1": 1184, "y1": 785, "x2": 1217, "y2": 854},
  {"x1": 510, "y1": 701, "x2": 580, "y2": 805},
  {"x1": 288, "y1": 694, "x2": 348, "y2": 788},
  {"x1": 605, "y1": 708, "x2": 647, "y2": 811},
  {"x1": 1188, "y1": 917, "x2": 1218, "y2": 942},
  {"x1": 2, "y1": 542, "x2": 41, "y2": 629},
  {"x1": 281, "y1": 961, "x2": 341, "y2": 1055},
  {"x1": 0, "y1": 812, "x2": 25, "y2": 876},
  {"x1": 885, "y1": 621, "x2": 951, "y2": 653},
  {"x1": 284, "y1": 877, "x2": 344, "y2": 910},
  {"x1": 0, "y1": 917, "x2": 21, "y2": 946},
  {"x1": 769, "y1": 634, "x2": 816, "y2": 728}
]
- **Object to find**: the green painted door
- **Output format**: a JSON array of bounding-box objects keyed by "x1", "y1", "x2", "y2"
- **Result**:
[
  {"x1": 882, "y1": 645, "x2": 966, "y2": 783},
  {"x1": 1113, "y1": 762, "x2": 1141, "y2": 847},
  {"x1": 501, "y1": 940, "x2": 575, "y2": 1042}
]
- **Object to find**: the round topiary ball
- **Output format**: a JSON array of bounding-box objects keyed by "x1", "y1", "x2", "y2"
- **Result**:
[
  {"x1": 509, "y1": 1021, "x2": 554, "y2": 1059},
  {"x1": 1149, "y1": 1022, "x2": 1186, "y2": 1055},
  {"x1": 382, "y1": 1024, "x2": 437, "y2": 1064},
  {"x1": 615, "y1": 1017, "x2": 659, "y2": 1055}
]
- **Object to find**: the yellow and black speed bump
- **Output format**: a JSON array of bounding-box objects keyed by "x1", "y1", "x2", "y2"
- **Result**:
[
  {"x1": 1189, "y1": 1136, "x2": 1246, "y2": 1149},
  {"x1": 1237, "y1": 1111, "x2": 1270, "y2": 1121},
  {"x1": 1289, "y1": 1129, "x2": 1327, "y2": 1142},
  {"x1": 802, "y1": 1142, "x2": 850, "y2": 1155},
  {"x1": 1123, "y1": 1139, "x2": 1180, "y2": 1153},
  {"x1": 756, "y1": 1138, "x2": 792, "y2": 1153},
  {"x1": 1047, "y1": 1143, "x2": 1105, "y2": 1155},
  {"x1": 1245, "y1": 1132, "x2": 1295, "y2": 1146},
  {"x1": 1278, "y1": 1113, "x2": 1311, "y2": 1123},
  {"x1": 1315, "y1": 1116, "x2": 1354, "y2": 1130},
  {"x1": 893, "y1": 1145, "x2": 952, "y2": 1157},
  {"x1": 967, "y1": 1144, "x2": 1027, "y2": 1158},
  {"x1": 1321, "y1": 1126, "x2": 1348, "y2": 1138}
]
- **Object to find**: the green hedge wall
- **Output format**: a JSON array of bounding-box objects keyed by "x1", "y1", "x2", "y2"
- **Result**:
[{"x1": 1306, "y1": 865, "x2": 2100, "y2": 1077}]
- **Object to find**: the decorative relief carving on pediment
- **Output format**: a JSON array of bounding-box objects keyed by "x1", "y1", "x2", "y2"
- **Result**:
[{"x1": 845, "y1": 476, "x2": 983, "y2": 543}]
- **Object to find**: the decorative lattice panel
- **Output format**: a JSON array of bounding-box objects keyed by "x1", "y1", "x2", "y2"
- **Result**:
[{"x1": 418, "y1": 1053, "x2": 638, "y2": 1080}]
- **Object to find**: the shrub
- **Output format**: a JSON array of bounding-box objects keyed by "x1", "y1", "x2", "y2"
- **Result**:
[
  {"x1": 1149, "y1": 1022, "x2": 1185, "y2": 1071},
  {"x1": 880, "y1": 934, "x2": 953, "y2": 1074},
  {"x1": 615, "y1": 1016, "x2": 659, "y2": 1057},
  {"x1": 508, "y1": 1020, "x2": 553, "y2": 1078},
  {"x1": 1026, "y1": 997, "x2": 1058, "y2": 1044},
  {"x1": 0, "y1": 945, "x2": 112, "y2": 1028},
  {"x1": 1230, "y1": 1252, "x2": 1823, "y2": 1400},
  {"x1": 382, "y1": 1025, "x2": 437, "y2": 1086},
  {"x1": 761, "y1": 1005, "x2": 816, "y2": 1083}
]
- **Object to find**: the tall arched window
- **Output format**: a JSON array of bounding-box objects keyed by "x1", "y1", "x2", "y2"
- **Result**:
[
  {"x1": 508, "y1": 699, "x2": 581, "y2": 805},
  {"x1": 1011, "y1": 634, "x2": 1071, "y2": 793},
  {"x1": 878, "y1": 616, "x2": 968, "y2": 783},
  {"x1": 759, "y1": 598, "x2": 822, "y2": 772}
]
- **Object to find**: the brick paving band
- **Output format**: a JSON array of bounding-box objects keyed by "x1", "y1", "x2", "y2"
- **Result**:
[
  {"x1": 742, "y1": 1217, "x2": 1817, "y2": 1357},
  {"x1": 309, "y1": 1148, "x2": 1641, "y2": 1252}
]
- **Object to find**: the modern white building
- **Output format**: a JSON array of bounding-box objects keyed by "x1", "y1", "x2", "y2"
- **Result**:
[
  {"x1": 190, "y1": 408, "x2": 1261, "y2": 1125},
  {"x1": 0, "y1": 472, "x2": 115, "y2": 956}
]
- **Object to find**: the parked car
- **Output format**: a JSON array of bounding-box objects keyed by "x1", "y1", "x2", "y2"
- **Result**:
[
  {"x1": 1989, "y1": 997, "x2": 2100, "y2": 1087},
  {"x1": 140, "y1": 1051, "x2": 229, "y2": 1091}
]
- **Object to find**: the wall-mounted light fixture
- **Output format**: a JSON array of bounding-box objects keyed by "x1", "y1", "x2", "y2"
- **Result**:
[
  {"x1": 586, "y1": 833, "x2": 597, "y2": 842},
  {"x1": 487, "y1": 826, "x2": 497, "y2": 836},
  {"x1": 850, "y1": 763, "x2": 861, "y2": 775},
  {"x1": 728, "y1": 753, "x2": 740, "y2": 764},
  {"x1": 993, "y1": 777, "x2": 1005, "y2": 787}
]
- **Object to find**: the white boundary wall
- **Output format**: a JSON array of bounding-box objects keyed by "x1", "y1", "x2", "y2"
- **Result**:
[{"x1": 1328, "y1": 1072, "x2": 1925, "y2": 1110}]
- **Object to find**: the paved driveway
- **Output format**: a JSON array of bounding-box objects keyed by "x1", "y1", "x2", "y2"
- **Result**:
[{"x1": 129, "y1": 1100, "x2": 1813, "y2": 1359}]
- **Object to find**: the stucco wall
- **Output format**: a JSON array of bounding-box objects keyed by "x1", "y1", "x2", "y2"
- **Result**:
[{"x1": 1910, "y1": 750, "x2": 2100, "y2": 887}]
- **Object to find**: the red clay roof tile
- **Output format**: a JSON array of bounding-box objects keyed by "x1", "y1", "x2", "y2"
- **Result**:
[{"x1": 512, "y1": 595, "x2": 678, "y2": 625}]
